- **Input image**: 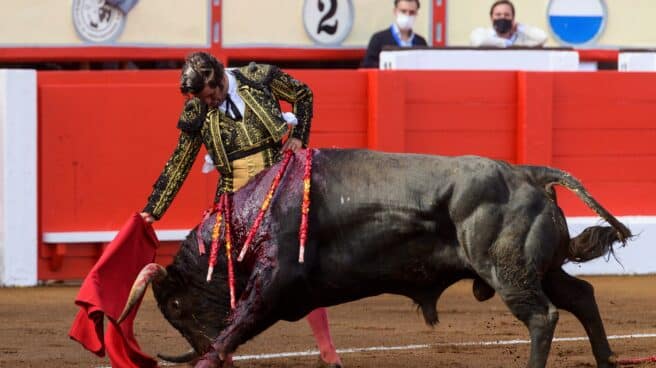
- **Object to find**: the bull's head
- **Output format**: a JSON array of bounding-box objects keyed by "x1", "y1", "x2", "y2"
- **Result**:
[{"x1": 119, "y1": 240, "x2": 240, "y2": 362}]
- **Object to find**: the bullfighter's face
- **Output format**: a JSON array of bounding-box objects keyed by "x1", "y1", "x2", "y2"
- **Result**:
[{"x1": 195, "y1": 74, "x2": 228, "y2": 109}]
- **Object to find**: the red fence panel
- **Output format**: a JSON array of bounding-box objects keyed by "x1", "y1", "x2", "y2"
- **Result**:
[
  {"x1": 36, "y1": 69, "x2": 656, "y2": 279},
  {"x1": 38, "y1": 71, "x2": 213, "y2": 232},
  {"x1": 37, "y1": 68, "x2": 371, "y2": 279},
  {"x1": 551, "y1": 72, "x2": 656, "y2": 215},
  {"x1": 293, "y1": 70, "x2": 369, "y2": 149},
  {"x1": 404, "y1": 71, "x2": 517, "y2": 161}
]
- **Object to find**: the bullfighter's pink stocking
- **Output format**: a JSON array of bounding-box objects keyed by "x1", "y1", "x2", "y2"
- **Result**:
[{"x1": 307, "y1": 307, "x2": 342, "y2": 365}]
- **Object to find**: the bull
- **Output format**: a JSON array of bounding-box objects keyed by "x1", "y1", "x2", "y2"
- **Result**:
[{"x1": 120, "y1": 149, "x2": 631, "y2": 368}]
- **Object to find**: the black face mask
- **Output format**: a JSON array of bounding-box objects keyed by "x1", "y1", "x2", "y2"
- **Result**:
[{"x1": 493, "y1": 18, "x2": 513, "y2": 34}]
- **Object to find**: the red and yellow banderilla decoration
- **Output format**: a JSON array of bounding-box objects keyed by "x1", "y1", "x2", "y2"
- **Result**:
[
  {"x1": 222, "y1": 194, "x2": 236, "y2": 309},
  {"x1": 203, "y1": 149, "x2": 314, "y2": 309},
  {"x1": 298, "y1": 148, "x2": 313, "y2": 263}
]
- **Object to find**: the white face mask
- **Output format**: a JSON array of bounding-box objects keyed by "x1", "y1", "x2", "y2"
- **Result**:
[{"x1": 396, "y1": 13, "x2": 416, "y2": 31}]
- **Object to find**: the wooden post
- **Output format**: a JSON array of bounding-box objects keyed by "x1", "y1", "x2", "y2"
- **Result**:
[
  {"x1": 516, "y1": 72, "x2": 554, "y2": 165},
  {"x1": 367, "y1": 70, "x2": 406, "y2": 153}
]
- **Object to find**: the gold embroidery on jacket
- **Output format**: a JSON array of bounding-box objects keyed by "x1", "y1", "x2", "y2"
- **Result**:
[
  {"x1": 145, "y1": 63, "x2": 313, "y2": 218},
  {"x1": 239, "y1": 87, "x2": 287, "y2": 143},
  {"x1": 147, "y1": 132, "x2": 202, "y2": 218},
  {"x1": 207, "y1": 110, "x2": 229, "y2": 171}
]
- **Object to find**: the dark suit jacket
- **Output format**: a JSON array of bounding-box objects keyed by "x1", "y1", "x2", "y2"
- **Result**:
[{"x1": 361, "y1": 27, "x2": 428, "y2": 68}]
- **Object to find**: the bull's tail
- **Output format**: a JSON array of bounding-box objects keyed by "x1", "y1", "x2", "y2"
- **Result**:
[{"x1": 521, "y1": 165, "x2": 632, "y2": 262}]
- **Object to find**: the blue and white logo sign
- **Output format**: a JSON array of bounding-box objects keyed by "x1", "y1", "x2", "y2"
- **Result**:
[{"x1": 548, "y1": 0, "x2": 607, "y2": 46}]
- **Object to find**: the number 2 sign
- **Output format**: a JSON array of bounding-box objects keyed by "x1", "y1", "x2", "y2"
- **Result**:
[{"x1": 303, "y1": 0, "x2": 354, "y2": 46}]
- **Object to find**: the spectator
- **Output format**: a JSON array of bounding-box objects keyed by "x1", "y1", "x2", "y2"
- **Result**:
[
  {"x1": 361, "y1": 0, "x2": 428, "y2": 68},
  {"x1": 470, "y1": 0, "x2": 547, "y2": 48}
]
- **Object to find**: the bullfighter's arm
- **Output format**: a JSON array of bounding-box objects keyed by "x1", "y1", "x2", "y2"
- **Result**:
[
  {"x1": 143, "y1": 100, "x2": 205, "y2": 220},
  {"x1": 269, "y1": 69, "x2": 314, "y2": 147}
]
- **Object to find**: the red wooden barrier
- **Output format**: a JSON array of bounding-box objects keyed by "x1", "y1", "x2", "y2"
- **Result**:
[
  {"x1": 551, "y1": 72, "x2": 656, "y2": 216},
  {"x1": 37, "y1": 69, "x2": 656, "y2": 280}
]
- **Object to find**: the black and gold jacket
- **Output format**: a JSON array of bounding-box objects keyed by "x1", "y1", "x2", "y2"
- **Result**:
[{"x1": 144, "y1": 63, "x2": 313, "y2": 219}]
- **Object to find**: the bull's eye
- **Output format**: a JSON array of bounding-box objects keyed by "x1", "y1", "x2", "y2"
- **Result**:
[{"x1": 168, "y1": 298, "x2": 182, "y2": 317}]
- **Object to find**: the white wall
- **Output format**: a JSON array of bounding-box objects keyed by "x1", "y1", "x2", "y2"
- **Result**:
[
  {"x1": 0, "y1": 69, "x2": 37, "y2": 286},
  {"x1": 564, "y1": 217, "x2": 656, "y2": 275}
]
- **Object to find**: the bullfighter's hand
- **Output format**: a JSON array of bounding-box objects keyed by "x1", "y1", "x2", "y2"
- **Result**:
[
  {"x1": 140, "y1": 212, "x2": 155, "y2": 223},
  {"x1": 282, "y1": 137, "x2": 302, "y2": 152}
]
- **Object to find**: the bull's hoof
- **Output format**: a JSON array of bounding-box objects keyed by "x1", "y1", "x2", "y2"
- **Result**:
[
  {"x1": 194, "y1": 350, "x2": 222, "y2": 368},
  {"x1": 604, "y1": 353, "x2": 618, "y2": 368}
]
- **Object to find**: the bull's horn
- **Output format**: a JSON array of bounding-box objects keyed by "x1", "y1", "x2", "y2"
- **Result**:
[
  {"x1": 116, "y1": 263, "x2": 167, "y2": 324},
  {"x1": 157, "y1": 349, "x2": 199, "y2": 363}
]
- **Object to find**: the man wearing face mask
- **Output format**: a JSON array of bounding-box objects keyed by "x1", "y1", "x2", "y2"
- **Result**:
[
  {"x1": 361, "y1": 0, "x2": 428, "y2": 68},
  {"x1": 470, "y1": 0, "x2": 547, "y2": 48}
]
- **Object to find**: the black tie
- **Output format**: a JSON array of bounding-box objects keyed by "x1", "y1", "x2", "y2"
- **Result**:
[{"x1": 225, "y1": 94, "x2": 242, "y2": 121}]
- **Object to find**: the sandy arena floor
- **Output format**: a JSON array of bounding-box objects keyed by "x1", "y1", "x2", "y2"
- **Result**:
[{"x1": 1, "y1": 276, "x2": 654, "y2": 368}]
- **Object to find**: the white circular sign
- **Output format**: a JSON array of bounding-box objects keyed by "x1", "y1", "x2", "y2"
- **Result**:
[
  {"x1": 303, "y1": 0, "x2": 354, "y2": 46},
  {"x1": 73, "y1": 0, "x2": 126, "y2": 43}
]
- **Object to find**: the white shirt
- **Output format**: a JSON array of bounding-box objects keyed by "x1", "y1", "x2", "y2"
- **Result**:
[
  {"x1": 470, "y1": 24, "x2": 548, "y2": 48},
  {"x1": 218, "y1": 69, "x2": 246, "y2": 117},
  {"x1": 217, "y1": 69, "x2": 297, "y2": 125},
  {"x1": 391, "y1": 23, "x2": 416, "y2": 47}
]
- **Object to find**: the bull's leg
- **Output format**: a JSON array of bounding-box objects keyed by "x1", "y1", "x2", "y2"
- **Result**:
[
  {"x1": 496, "y1": 284, "x2": 559, "y2": 368},
  {"x1": 195, "y1": 264, "x2": 283, "y2": 368},
  {"x1": 543, "y1": 269, "x2": 617, "y2": 368},
  {"x1": 484, "y1": 217, "x2": 560, "y2": 368},
  {"x1": 470, "y1": 252, "x2": 559, "y2": 368}
]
